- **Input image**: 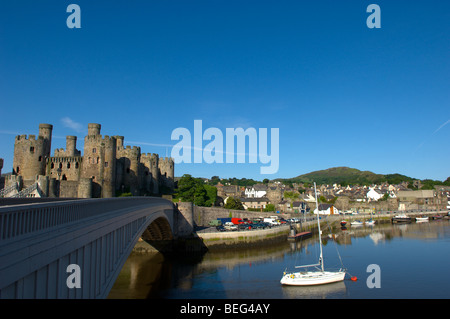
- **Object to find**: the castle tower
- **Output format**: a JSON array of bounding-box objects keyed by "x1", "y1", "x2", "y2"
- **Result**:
[
  {"x1": 38, "y1": 123, "x2": 53, "y2": 157},
  {"x1": 140, "y1": 154, "x2": 155, "y2": 194},
  {"x1": 88, "y1": 123, "x2": 101, "y2": 136},
  {"x1": 150, "y1": 154, "x2": 159, "y2": 194},
  {"x1": 159, "y1": 157, "x2": 175, "y2": 191},
  {"x1": 13, "y1": 123, "x2": 53, "y2": 180},
  {"x1": 116, "y1": 138, "x2": 141, "y2": 196},
  {"x1": 81, "y1": 124, "x2": 116, "y2": 198},
  {"x1": 65, "y1": 136, "x2": 77, "y2": 157}
]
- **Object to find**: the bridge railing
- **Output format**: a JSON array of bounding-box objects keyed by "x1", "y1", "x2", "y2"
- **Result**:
[{"x1": 0, "y1": 197, "x2": 173, "y2": 241}]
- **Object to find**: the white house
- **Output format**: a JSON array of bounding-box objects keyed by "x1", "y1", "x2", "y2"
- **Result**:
[
  {"x1": 314, "y1": 204, "x2": 339, "y2": 215},
  {"x1": 366, "y1": 188, "x2": 385, "y2": 201},
  {"x1": 244, "y1": 184, "x2": 267, "y2": 198}
]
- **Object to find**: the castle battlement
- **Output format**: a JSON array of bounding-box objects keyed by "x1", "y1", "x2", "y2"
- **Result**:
[
  {"x1": 117, "y1": 145, "x2": 141, "y2": 159},
  {"x1": 15, "y1": 134, "x2": 45, "y2": 142},
  {"x1": 124, "y1": 145, "x2": 141, "y2": 151},
  {"x1": 84, "y1": 135, "x2": 117, "y2": 143},
  {"x1": 48, "y1": 156, "x2": 82, "y2": 163},
  {"x1": 159, "y1": 157, "x2": 174, "y2": 163},
  {"x1": 141, "y1": 153, "x2": 159, "y2": 159}
]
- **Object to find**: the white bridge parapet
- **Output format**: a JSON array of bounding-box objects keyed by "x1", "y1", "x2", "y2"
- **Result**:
[{"x1": 0, "y1": 197, "x2": 184, "y2": 299}]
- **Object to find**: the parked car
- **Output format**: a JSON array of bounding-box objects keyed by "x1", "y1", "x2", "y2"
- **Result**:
[
  {"x1": 252, "y1": 222, "x2": 271, "y2": 229},
  {"x1": 209, "y1": 219, "x2": 222, "y2": 226},
  {"x1": 264, "y1": 218, "x2": 280, "y2": 226},
  {"x1": 238, "y1": 223, "x2": 252, "y2": 230},
  {"x1": 216, "y1": 225, "x2": 226, "y2": 232},
  {"x1": 224, "y1": 222, "x2": 238, "y2": 231}
]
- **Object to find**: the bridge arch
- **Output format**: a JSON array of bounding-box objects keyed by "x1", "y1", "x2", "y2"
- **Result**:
[{"x1": 0, "y1": 197, "x2": 188, "y2": 299}]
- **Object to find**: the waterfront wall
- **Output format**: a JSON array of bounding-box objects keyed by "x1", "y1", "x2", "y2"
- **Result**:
[
  {"x1": 197, "y1": 224, "x2": 291, "y2": 250},
  {"x1": 193, "y1": 206, "x2": 292, "y2": 226}
]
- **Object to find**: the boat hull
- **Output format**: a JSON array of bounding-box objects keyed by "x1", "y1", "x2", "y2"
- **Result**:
[
  {"x1": 415, "y1": 217, "x2": 429, "y2": 222},
  {"x1": 287, "y1": 231, "x2": 312, "y2": 240},
  {"x1": 392, "y1": 217, "x2": 411, "y2": 223},
  {"x1": 280, "y1": 270, "x2": 346, "y2": 286}
]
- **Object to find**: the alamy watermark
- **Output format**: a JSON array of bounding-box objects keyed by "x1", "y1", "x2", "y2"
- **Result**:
[
  {"x1": 66, "y1": 264, "x2": 81, "y2": 289},
  {"x1": 65, "y1": 4, "x2": 380, "y2": 30},
  {"x1": 366, "y1": 263, "x2": 381, "y2": 288},
  {"x1": 171, "y1": 120, "x2": 279, "y2": 174}
]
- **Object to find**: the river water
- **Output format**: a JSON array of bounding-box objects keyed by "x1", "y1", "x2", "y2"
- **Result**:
[{"x1": 108, "y1": 219, "x2": 450, "y2": 299}]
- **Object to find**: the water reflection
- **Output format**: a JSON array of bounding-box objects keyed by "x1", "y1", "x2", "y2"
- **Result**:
[
  {"x1": 108, "y1": 219, "x2": 449, "y2": 299},
  {"x1": 282, "y1": 281, "x2": 347, "y2": 299},
  {"x1": 108, "y1": 253, "x2": 171, "y2": 299}
]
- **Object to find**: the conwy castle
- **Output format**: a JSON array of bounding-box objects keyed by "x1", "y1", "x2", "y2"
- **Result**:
[{"x1": 1, "y1": 123, "x2": 174, "y2": 198}]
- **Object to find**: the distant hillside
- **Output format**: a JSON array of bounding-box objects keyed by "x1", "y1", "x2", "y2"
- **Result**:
[{"x1": 279, "y1": 167, "x2": 415, "y2": 186}]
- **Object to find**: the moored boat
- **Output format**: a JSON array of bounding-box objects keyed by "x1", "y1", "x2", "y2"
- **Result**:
[
  {"x1": 340, "y1": 220, "x2": 347, "y2": 227},
  {"x1": 392, "y1": 214, "x2": 411, "y2": 223},
  {"x1": 415, "y1": 216, "x2": 429, "y2": 222},
  {"x1": 351, "y1": 220, "x2": 363, "y2": 226},
  {"x1": 281, "y1": 182, "x2": 347, "y2": 286},
  {"x1": 281, "y1": 270, "x2": 346, "y2": 286},
  {"x1": 287, "y1": 231, "x2": 312, "y2": 240},
  {"x1": 365, "y1": 218, "x2": 376, "y2": 225}
]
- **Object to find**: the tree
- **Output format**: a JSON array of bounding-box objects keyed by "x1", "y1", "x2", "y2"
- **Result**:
[
  {"x1": 175, "y1": 174, "x2": 217, "y2": 207},
  {"x1": 224, "y1": 197, "x2": 244, "y2": 210},
  {"x1": 284, "y1": 191, "x2": 299, "y2": 200},
  {"x1": 176, "y1": 174, "x2": 197, "y2": 202},
  {"x1": 204, "y1": 184, "x2": 217, "y2": 207},
  {"x1": 193, "y1": 184, "x2": 207, "y2": 206},
  {"x1": 444, "y1": 177, "x2": 450, "y2": 186},
  {"x1": 209, "y1": 176, "x2": 220, "y2": 185}
]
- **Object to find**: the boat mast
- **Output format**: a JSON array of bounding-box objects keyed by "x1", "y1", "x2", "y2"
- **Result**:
[{"x1": 314, "y1": 182, "x2": 324, "y2": 272}]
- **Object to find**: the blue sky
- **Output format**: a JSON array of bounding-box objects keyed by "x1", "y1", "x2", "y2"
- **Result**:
[{"x1": 0, "y1": 0, "x2": 449, "y2": 181}]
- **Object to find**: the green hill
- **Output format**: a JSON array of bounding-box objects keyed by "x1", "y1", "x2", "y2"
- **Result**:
[{"x1": 279, "y1": 167, "x2": 415, "y2": 186}]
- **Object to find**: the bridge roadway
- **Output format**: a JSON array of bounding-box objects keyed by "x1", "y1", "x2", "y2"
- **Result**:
[{"x1": 0, "y1": 197, "x2": 191, "y2": 299}]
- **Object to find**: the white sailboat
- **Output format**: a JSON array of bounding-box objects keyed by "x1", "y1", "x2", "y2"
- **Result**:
[
  {"x1": 280, "y1": 183, "x2": 346, "y2": 286},
  {"x1": 415, "y1": 216, "x2": 429, "y2": 222}
]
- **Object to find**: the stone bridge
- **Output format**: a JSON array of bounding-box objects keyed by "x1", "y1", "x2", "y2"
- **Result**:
[{"x1": 0, "y1": 197, "x2": 194, "y2": 299}]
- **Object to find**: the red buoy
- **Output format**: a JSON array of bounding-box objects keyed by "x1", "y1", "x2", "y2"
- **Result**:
[{"x1": 351, "y1": 276, "x2": 358, "y2": 281}]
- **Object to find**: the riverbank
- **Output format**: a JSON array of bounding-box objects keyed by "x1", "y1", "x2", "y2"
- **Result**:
[
  {"x1": 197, "y1": 224, "x2": 291, "y2": 250},
  {"x1": 131, "y1": 210, "x2": 448, "y2": 253}
]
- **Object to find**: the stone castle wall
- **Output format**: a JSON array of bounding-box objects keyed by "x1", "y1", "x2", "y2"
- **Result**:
[{"x1": 6, "y1": 123, "x2": 175, "y2": 199}]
